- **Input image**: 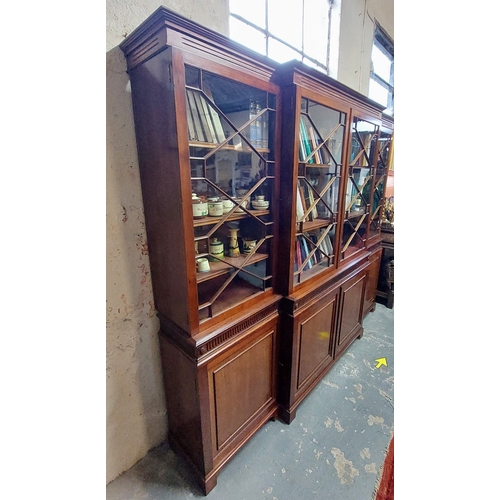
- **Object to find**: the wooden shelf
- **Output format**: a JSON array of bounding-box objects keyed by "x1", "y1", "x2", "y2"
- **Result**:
[
  {"x1": 303, "y1": 162, "x2": 331, "y2": 168},
  {"x1": 189, "y1": 141, "x2": 270, "y2": 154},
  {"x1": 346, "y1": 208, "x2": 366, "y2": 219},
  {"x1": 296, "y1": 218, "x2": 336, "y2": 233},
  {"x1": 293, "y1": 257, "x2": 331, "y2": 284},
  {"x1": 198, "y1": 275, "x2": 269, "y2": 321},
  {"x1": 193, "y1": 209, "x2": 270, "y2": 227},
  {"x1": 196, "y1": 253, "x2": 268, "y2": 283}
]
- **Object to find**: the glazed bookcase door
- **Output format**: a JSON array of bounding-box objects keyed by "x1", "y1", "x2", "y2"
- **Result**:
[
  {"x1": 186, "y1": 66, "x2": 277, "y2": 322},
  {"x1": 293, "y1": 97, "x2": 346, "y2": 285},
  {"x1": 369, "y1": 129, "x2": 393, "y2": 238},
  {"x1": 340, "y1": 117, "x2": 379, "y2": 260}
]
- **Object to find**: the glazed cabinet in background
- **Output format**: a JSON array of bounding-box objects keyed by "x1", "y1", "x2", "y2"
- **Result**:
[
  {"x1": 120, "y1": 7, "x2": 281, "y2": 494},
  {"x1": 274, "y1": 61, "x2": 387, "y2": 423}
]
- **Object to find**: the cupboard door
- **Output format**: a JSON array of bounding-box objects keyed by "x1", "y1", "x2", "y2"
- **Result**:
[
  {"x1": 340, "y1": 117, "x2": 379, "y2": 261},
  {"x1": 336, "y1": 272, "x2": 366, "y2": 357},
  {"x1": 292, "y1": 97, "x2": 347, "y2": 287},
  {"x1": 277, "y1": 288, "x2": 338, "y2": 423},
  {"x1": 207, "y1": 318, "x2": 277, "y2": 455},
  {"x1": 296, "y1": 294, "x2": 337, "y2": 389},
  {"x1": 187, "y1": 66, "x2": 279, "y2": 323}
]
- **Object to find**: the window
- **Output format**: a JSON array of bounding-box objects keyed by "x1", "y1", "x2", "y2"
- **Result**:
[
  {"x1": 369, "y1": 26, "x2": 394, "y2": 116},
  {"x1": 229, "y1": 0, "x2": 341, "y2": 77}
]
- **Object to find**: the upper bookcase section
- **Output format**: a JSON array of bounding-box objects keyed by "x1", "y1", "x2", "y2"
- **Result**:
[
  {"x1": 119, "y1": 6, "x2": 278, "y2": 81},
  {"x1": 273, "y1": 60, "x2": 386, "y2": 119}
]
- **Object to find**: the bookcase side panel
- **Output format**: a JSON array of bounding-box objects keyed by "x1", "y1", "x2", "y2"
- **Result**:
[
  {"x1": 128, "y1": 48, "x2": 199, "y2": 334},
  {"x1": 159, "y1": 333, "x2": 206, "y2": 474}
]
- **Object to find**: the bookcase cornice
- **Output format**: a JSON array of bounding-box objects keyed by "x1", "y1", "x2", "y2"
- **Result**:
[
  {"x1": 119, "y1": 5, "x2": 279, "y2": 77},
  {"x1": 274, "y1": 60, "x2": 385, "y2": 119}
]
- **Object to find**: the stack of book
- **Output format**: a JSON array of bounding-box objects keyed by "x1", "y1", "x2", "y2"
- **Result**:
[
  {"x1": 296, "y1": 184, "x2": 319, "y2": 222},
  {"x1": 294, "y1": 228, "x2": 333, "y2": 272},
  {"x1": 298, "y1": 117, "x2": 324, "y2": 164},
  {"x1": 186, "y1": 89, "x2": 225, "y2": 144}
]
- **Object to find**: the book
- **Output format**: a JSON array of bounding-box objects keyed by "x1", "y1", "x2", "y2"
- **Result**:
[
  {"x1": 301, "y1": 236, "x2": 313, "y2": 269},
  {"x1": 202, "y1": 82, "x2": 226, "y2": 143},
  {"x1": 298, "y1": 133, "x2": 307, "y2": 162},
  {"x1": 298, "y1": 186, "x2": 308, "y2": 221},
  {"x1": 197, "y1": 93, "x2": 217, "y2": 143},
  {"x1": 187, "y1": 90, "x2": 204, "y2": 142},
  {"x1": 296, "y1": 186, "x2": 305, "y2": 221},
  {"x1": 299, "y1": 117, "x2": 314, "y2": 163},
  {"x1": 193, "y1": 91, "x2": 212, "y2": 142},
  {"x1": 308, "y1": 126, "x2": 322, "y2": 164},
  {"x1": 300, "y1": 116, "x2": 314, "y2": 163},
  {"x1": 207, "y1": 103, "x2": 225, "y2": 143},
  {"x1": 306, "y1": 184, "x2": 318, "y2": 220},
  {"x1": 320, "y1": 228, "x2": 334, "y2": 255},
  {"x1": 186, "y1": 91, "x2": 197, "y2": 141}
]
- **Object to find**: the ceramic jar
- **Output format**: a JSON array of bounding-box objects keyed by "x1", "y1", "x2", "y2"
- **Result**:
[
  {"x1": 209, "y1": 237, "x2": 224, "y2": 261},
  {"x1": 234, "y1": 198, "x2": 249, "y2": 213},
  {"x1": 221, "y1": 198, "x2": 235, "y2": 214},
  {"x1": 196, "y1": 257, "x2": 210, "y2": 273},
  {"x1": 208, "y1": 197, "x2": 223, "y2": 216},
  {"x1": 251, "y1": 197, "x2": 269, "y2": 209},
  {"x1": 242, "y1": 238, "x2": 257, "y2": 254},
  {"x1": 192, "y1": 193, "x2": 208, "y2": 218},
  {"x1": 228, "y1": 228, "x2": 240, "y2": 257}
]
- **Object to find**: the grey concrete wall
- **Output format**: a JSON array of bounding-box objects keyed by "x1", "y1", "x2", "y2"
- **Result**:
[{"x1": 106, "y1": 0, "x2": 230, "y2": 484}]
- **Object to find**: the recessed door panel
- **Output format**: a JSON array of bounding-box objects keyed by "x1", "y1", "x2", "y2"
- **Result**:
[
  {"x1": 211, "y1": 331, "x2": 274, "y2": 450},
  {"x1": 297, "y1": 298, "x2": 336, "y2": 389},
  {"x1": 338, "y1": 274, "x2": 366, "y2": 349}
]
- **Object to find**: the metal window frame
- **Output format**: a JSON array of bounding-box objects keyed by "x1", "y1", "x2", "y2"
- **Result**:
[
  {"x1": 229, "y1": 0, "x2": 331, "y2": 73},
  {"x1": 371, "y1": 24, "x2": 394, "y2": 114}
]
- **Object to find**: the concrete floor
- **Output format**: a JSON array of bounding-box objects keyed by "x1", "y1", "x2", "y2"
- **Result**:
[{"x1": 106, "y1": 303, "x2": 394, "y2": 500}]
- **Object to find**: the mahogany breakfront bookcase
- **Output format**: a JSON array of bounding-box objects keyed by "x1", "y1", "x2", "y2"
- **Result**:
[{"x1": 120, "y1": 7, "x2": 392, "y2": 495}]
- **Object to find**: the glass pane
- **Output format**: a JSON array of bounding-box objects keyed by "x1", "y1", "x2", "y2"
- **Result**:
[
  {"x1": 268, "y1": 0, "x2": 303, "y2": 48},
  {"x1": 294, "y1": 97, "x2": 346, "y2": 285},
  {"x1": 229, "y1": 0, "x2": 266, "y2": 27},
  {"x1": 341, "y1": 214, "x2": 367, "y2": 258},
  {"x1": 229, "y1": 17, "x2": 267, "y2": 56},
  {"x1": 185, "y1": 66, "x2": 200, "y2": 88},
  {"x1": 268, "y1": 38, "x2": 302, "y2": 64},
  {"x1": 341, "y1": 118, "x2": 378, "y2": 260},
  {"x1": 372, "y1": 44, "x2": 392, "y2": 83},
  {"x1": 377, "y1": 132, "x2": 392, "y2": 168},
  {"x1": 188, "y1": 69, "x2": 276, "y2": 321},
  {"x1": 369, "y1": 131, "x2": 392, "y2": 237},
  {"x1": 303, "y1": 0, "x2": 329, "y2": 68},
  {"x1": 368, "y1": 78, "x2": 388, "y2": 109}
]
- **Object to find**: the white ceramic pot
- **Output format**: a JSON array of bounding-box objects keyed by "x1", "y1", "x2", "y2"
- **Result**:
[
  {"x1": 208, "y1": 201, "x2": 223, "y2": 216},
  {"x1": 242, "y1": 239, "x2": 257, "y2": 254},
  {"x1": 209, "y1": 238, "x2": 224, "y2": 261},
  {"x1": 196, "y1": 257, "x2": 210, "y2": 272},
  {"x1": 192, "y1": 194, "x2": 208, "y2": 218},
  {"x1": 221, "y1": 198, "x2": 235, "y2": 214},
  {"x1": 234, "y1": 198, "x2": 249, "y2": 213}
]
